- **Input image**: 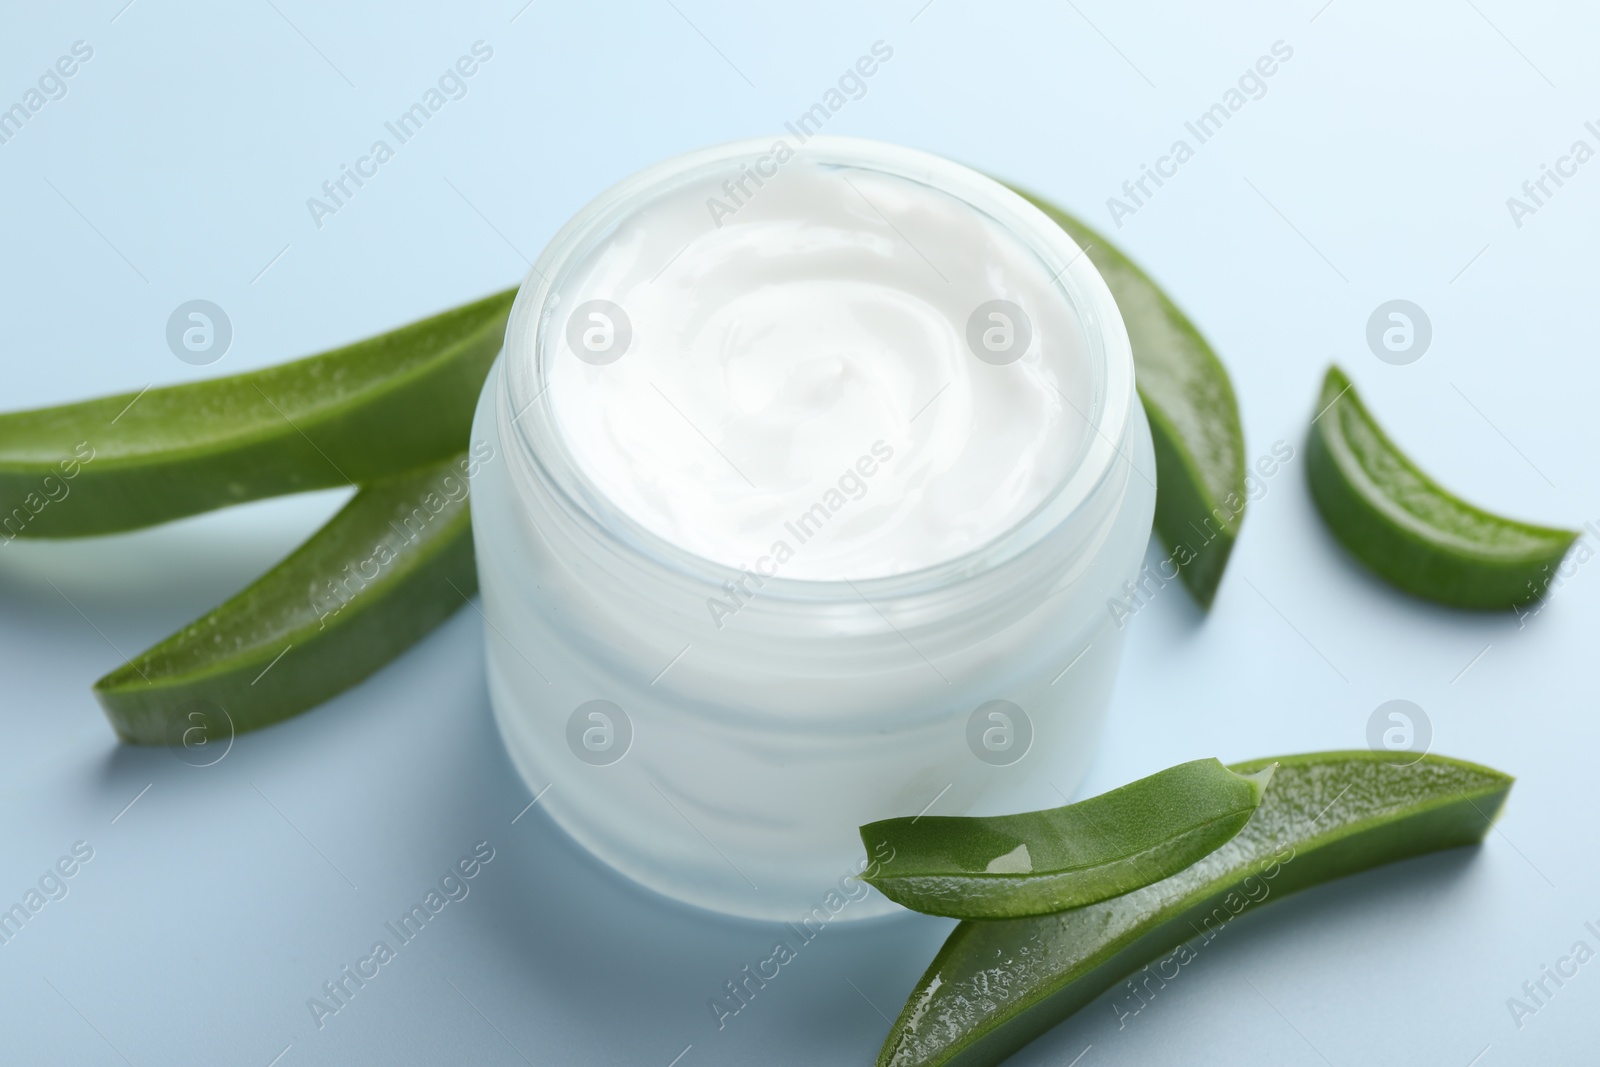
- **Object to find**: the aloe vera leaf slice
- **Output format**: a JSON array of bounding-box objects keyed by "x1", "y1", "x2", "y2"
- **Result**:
[
  {"x1": 861, "y1": 759, "x2": 1272, "y2": 920},
  {"x1": 1306, "y1": 365, "x2": 1576, "y2": 609},
  {"x1": 877, "y1": 750, "x2": 1512, "y2": 1067},
  {"x1": 93, "y1": 449, "x2": 484, "y2": 742},
  {"x1": 0, "y1": 288, "x2": 513, "y2": 538}
]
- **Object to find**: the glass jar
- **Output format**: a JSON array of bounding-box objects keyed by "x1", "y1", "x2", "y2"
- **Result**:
[{"x1": 469, "y1": 137, "x2": 1155, "y2": 921}]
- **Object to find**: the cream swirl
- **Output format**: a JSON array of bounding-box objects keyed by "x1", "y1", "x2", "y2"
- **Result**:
[{"x1": 541, "y1": 154, "x2": 1092, "y2": 580}]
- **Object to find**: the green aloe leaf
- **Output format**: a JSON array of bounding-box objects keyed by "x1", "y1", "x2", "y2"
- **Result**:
[
  {"x1": 0, "y1": 288, "x2": 513, "y2": 539},
  {"x1": 1307, "y1": 365, "x2": 1576, "y2": 608},
  {"x1": 861, "y1": 759, "x2": 1272, "y2": 919},
  {"x1": 877, "y1": 751, "x2": 1512, "y2": 1067},
  {"x1": 95, "y1": 449, "x2": 485, "y2": 742}
]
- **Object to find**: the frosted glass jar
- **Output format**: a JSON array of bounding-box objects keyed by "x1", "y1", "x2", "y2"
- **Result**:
[{"x1": 470, "y1": 137, "x2": 1155, "y2": 921}]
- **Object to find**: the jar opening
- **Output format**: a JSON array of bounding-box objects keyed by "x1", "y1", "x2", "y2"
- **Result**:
[{"x1": 500, "y1": 136, "x2": 1135, "y2": 600}]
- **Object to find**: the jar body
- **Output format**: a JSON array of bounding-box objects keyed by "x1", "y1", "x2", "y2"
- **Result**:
[
  {"x1": 470, "y1": 136, "x2": 1157, "y2": 921},
  {"x1": 471, "y1": 364, "x2": 1154, "y2": 920}
]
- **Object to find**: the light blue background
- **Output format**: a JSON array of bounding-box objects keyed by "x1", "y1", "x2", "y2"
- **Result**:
[{"x1": 1, "y1": 1, "x2": 1596, "y2": 1063}]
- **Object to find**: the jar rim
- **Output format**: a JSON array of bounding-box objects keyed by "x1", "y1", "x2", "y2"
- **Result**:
[{"x1": 498, "y1": 135, "x2": 1136, "y2": 601}]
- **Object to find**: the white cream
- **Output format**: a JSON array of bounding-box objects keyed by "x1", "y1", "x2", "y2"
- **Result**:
[{"x1": 542, "y1": 157, "x2": 1093, "y2": 580}]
